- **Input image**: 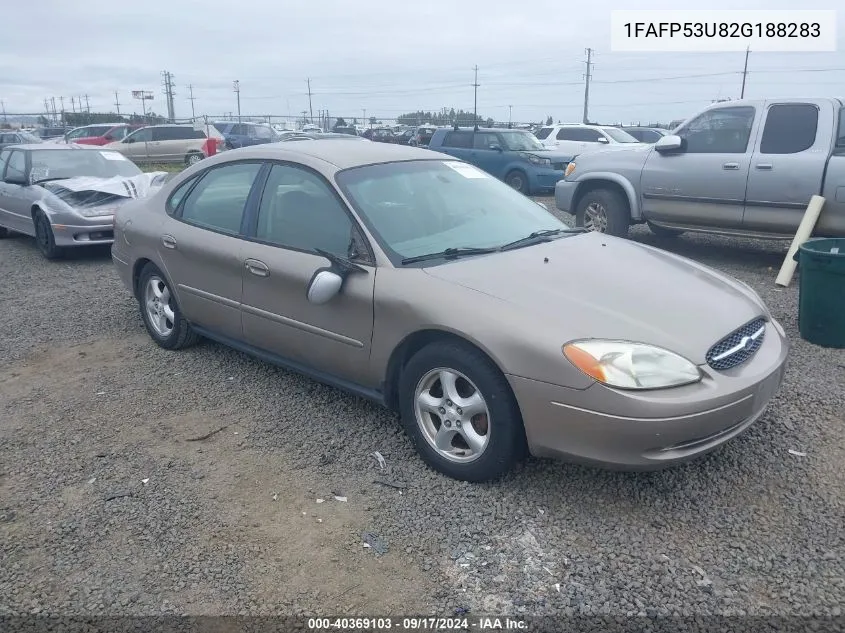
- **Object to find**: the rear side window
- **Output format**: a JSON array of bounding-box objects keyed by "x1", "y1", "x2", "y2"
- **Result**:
[
  {"x1": 179, "y1": 162, "x2": 262, "y2": 234},
  {"x1": 760, "y1": 104, "x2": 819, "y2": 154},
  {"x1": 154, "y1": 127, "x2": 195, "y2": 141},
  {"x1": 534, "y1": 127, "x2": 552, "y2": 140},
  {"x1": 442, "y1": 131, "x2": 472, "y2": 148}
]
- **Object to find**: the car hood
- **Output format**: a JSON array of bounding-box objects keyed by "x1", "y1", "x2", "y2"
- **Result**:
[
  {"x1": 421, "y1": 232, "x2": 765, "y2": 364},
  {"x1": 525, "y1": 148, "x2": 575, "y2": 161},
  {"x1": 40, "y1": 172, "x2": 169, "y2": 212}
]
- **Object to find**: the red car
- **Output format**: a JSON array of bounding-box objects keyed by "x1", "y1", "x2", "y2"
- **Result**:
[{"x1": 64, "y1": 123, "x2": 140, "y2": 146}]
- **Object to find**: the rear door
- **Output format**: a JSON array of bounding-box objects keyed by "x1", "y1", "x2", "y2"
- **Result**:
[
  {"x1": 160, "y1": 161, "x2": 264, "y2": 339},
  {"x1": 239, "y1": 161, "x2": 376, "y2": 382},
  {"x1": 437, "y1": 130, "x2": 473, "y2": 161},
  {"x1": 150, "y1": 127, "x2": 179, "y2": 162},
  {"x1": 743, "y1": 100, "x2": 833, "y2": 234}
]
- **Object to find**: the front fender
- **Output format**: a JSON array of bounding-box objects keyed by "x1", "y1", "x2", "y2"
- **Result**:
[{"x1": 572, "y1": 172, "x2": 641, "y2": 220}]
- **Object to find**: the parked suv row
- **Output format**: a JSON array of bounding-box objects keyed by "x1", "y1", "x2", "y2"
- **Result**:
[{"x1": 534, "y1": 124, "x2": 644, "y2": 155}]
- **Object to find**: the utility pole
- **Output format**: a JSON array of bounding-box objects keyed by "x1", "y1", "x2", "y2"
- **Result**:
[
  {"x1": 306, "y1": 78, "x2": 313, "y2": 122},
  {"x1": 582, "y1": 48, "x2": 593, "y2": 124},
  {"x1": 59, "y1": 96, "x2": 65, "y2": 124},
  {"x1": 740, "y1": 46, "x2": 751, "y2": 99},
  {"x1": 472, "y1": 65, "x2": 479, "y2": 129},
  {"x1": 508, "y1": 105, "x2": 512, "y2": 128},
  {"x1": 162, "y1": 71, "x2": 176, "y2": 122},
  {"x1": 71, "y1": 96, "x2": 76, "y2": 113},
  {"x1": 44, "y1": 99, "x2": 51, "y2": 124},
  {"x1": 50, "y1": 97, "x2": 58, "y2": 124},
  {"x1": 1, "y1": 100, "x2": 6, "y2": 123},
  {"x1": 84, "y1": 94, "x2": 90, "y2": 113},
  {"x1": 114, "y1": 91, "x2": 121, "y2": 117},
  {"x1": 233, "y1": 80, "x2": 241, "y2": 123},
  {"x1": 188, "y1": 84, "x2": 196, "y2": 120}
]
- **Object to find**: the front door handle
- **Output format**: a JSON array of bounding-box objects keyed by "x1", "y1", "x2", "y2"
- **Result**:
[
  {"x1": 161, "y1": 234, "x2": 176, "y2": 249},
  {"x1": 244, "y1": 258, "x2": 269, "y2": 277},
  {"x1": 722, "y1": 162, "x2": 740, "y2": 170},
  {"x1": 755, "y1": 163, "x2": 773, "y2": 170}
]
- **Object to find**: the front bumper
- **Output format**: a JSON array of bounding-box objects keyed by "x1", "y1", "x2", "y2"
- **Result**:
[
  {"x1": 554, "y1": 179, "x2": 578, "y2": 213},
  {"x1": 508, "y1": 319, "x2": 789, "y2": 469},
  {"x1": 52, "y1": 220, "x2": 114, "y2": 246}
]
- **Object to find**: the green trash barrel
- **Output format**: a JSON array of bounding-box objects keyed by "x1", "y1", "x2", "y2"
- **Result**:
[{"x1": 793, "y1": 237, "x2": 845, "y2": 348}]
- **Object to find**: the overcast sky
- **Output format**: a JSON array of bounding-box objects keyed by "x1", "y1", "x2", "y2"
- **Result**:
[{"x1": 1, "y1": 0, "x2": 843, "y2": 125}]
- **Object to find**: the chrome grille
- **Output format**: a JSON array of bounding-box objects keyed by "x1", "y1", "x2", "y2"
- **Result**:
[{"x1": 706, "y1": 317, "x2": 767, "y2": 371}]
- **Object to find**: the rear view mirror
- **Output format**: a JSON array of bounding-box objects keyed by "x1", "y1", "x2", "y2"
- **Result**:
[
  {"x1": 654, "y1": 135, "x2": 683, "y2": 152},
  {"x1": 307, "y1": 270, "x2": 343, "y2": 304}
]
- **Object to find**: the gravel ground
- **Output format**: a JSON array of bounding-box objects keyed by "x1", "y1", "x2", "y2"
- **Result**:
[{"x1": 1, "y1": 200, "x2": 844, "y2": 623}]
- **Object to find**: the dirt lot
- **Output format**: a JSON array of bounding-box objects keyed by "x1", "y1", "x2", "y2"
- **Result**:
[{"x1": 1, "y1": 201, "x2": 844, "y2": 620}]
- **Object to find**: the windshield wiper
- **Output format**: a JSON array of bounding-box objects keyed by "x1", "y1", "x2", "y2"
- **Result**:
[
  {"x1": 401, "y1": 246, "x2": 499, "y2": 265},
  {"x1": 499, "y1": 228, "x2": 586, "y2": 251},
  {"x1": 32, "y1": 176, "x2": 71, "y2": 185}
]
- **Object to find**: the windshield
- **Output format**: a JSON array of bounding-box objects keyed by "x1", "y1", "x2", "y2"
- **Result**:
[
  {"x1": 499, "y1": 131, "x2": 546, "y2": 151},
  {"x1": 335, "y1": 160, "x2": 566, "y2": 264},
  {"x1": 602, "y1": 127, "x2": 641, "y2": 143},
  {"x1": 30, "y1": 149, "x2": 142, "y2": 181}
]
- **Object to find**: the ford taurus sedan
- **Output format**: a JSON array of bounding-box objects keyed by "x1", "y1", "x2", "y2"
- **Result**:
[
  {"x1": 0, "y1": 144, "x2": 167, "y2": 259},
  {"x1": 111, "y1": 140, "x2": 788, "y2": 482}
]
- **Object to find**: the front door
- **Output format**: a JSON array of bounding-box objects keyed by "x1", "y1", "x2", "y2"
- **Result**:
[
  {"x1": 121, "y1": 127, "x2": 153, "y2": 163},
  {"x1": 239, "y1": 162, "x2": 376, "y2": 383},
  {"x1": 640, "y1": 105, "x2": 758, "y2": 229},
  {"x1": 469, "y1": 131, "x2": 506, "y2": 178},
  {"x1": 0, "y1": 149, "x2": 35, "y2": 234},
  {"x1": 159, "y1": 161, "x2": 264, "y2": 339},
  {"x1": 743, "y1": 101, "x2": 833, "y2": 234}
]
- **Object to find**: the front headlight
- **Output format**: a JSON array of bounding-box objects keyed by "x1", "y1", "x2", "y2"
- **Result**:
[
  {"x1": 520, "y1": 152, "x2": 551, "y2": 166},
  {"x1": 564, "y1": 162, "x2": 576, "y2": 178},
  {"x1": 563, "y1": 340, "x2": 702, "y2": 390},
  {"x1": 77, "y1": 204, "x2": 120, "y2": 218}
]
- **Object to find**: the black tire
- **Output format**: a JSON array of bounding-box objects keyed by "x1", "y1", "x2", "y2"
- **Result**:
[
  {"x1": 137, "y1": 263, "x2": 200, "y2": 350},
  {"x1": 185, "y1": 152, "x2": 204, "y2": 167},
  {"x1": 398, "y1": 340, "x2": 526, "y2": 482},
  {"x1": 33, "y1": 212, "x2": 63, "y2": 260},
  {"x1": 647, "y1": 221, "x2": 685, "y2": 238},
  {"x1": 0, "y1": 227, "x2": 10, "y2": 239},
  {"x1": 575, "y1": 188, "x2": 630, "y2": 238},
  {"x1": 505, "y1": 170, "x2": 530, "y2": 195}
]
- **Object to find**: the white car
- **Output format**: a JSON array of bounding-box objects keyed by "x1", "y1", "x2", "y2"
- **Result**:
[{"x1": 534, "y1": 124, "x2": 645, "y2": 155}]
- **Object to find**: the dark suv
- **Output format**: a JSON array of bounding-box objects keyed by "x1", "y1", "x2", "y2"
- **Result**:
[{"x1": 212, "y1": 122, "x2": 279, "y2": 149}]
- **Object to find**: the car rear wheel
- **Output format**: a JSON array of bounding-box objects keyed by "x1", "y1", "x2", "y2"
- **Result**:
[
  {"x1": 398, "y1": 340, "x2": 526, "y2": 482},
  {"x1": 505, "y1": 170, "x2": 529, "y2": 195},
  {"x1": 575, "y1": 188, "x2": 630, "y2": 238},
  {"x1": 185, "y1": 152, "x2": 204, "y2": 166},
  {"x1": 138, "y1": 263, "x2": 200, "y2": 350},
  {"x1": 33, "y1": 212, "x2": 63, "y2": 260},
  {"x1": 647, "y1": 221, "x2": 685, "y2": 238}
]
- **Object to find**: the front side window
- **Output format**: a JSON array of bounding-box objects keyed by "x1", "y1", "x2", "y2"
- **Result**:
[
  {"x1": 0, "y1": 149, "x2": 10, "y2": 175},
  {"x1": 759, "y1": 104, "x2": 818, "y2": 154},
  {"x1": 336, "y1": 160, "x2": 567, "y2": 264},
  {"x1": 6, "y1": 151, "x2": 27, "y2": 179},
  {"x1": 677, "y1": 106, "x2": 756, "y2": 154},
  {"x1": 125, "y1": 128, "x2": 152, "y2": 143},
  {"x1": 472, "y1": 133, "x2": 499, "y2": 150},
  {"x1": 255, "y1": 163, "x2": 358, "y2": 259},
  {"x1": 179, "y1": 162, "x2": 262, "y2": 234}
]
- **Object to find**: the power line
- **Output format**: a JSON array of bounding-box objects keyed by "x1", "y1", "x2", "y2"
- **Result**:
[{"x1": 582, "y1": 48, "x2": 593, "y2": 124}]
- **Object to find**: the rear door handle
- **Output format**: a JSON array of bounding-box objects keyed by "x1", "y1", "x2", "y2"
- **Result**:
[
  {"x1": 161, "y1": 234, "x2": 176, "y2": 249},
  {"x1": 244, "y1": 258, "x2": 269, "y2": 277},
  {"x1": 722, "y1": 162, "x2": 740, "y2": 170},
  {"x1": 755, "y1": 163, "x2": 773, "y2": 170}
]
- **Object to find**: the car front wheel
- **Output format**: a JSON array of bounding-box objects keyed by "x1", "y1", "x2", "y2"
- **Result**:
[
  {"x1": 575, "y1": 188, "x2": 630, "y2": 238},
  {"x1": 138, "y1": 263, "x2": 199, "y2": 350},
  {"x1": 33, "y1": 211, "x2": 63, "y2": 259},
  {"x1": 399, "y1": 340, "x2": 526, "y2": 482}
]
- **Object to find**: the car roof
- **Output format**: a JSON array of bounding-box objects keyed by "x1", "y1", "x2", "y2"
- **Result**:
[{"x1": 213, "y1": 139, "x2": 444, "y2": 169}]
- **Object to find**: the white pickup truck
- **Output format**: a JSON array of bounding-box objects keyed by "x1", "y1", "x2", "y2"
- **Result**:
[{"x1": 554, "y1": 97, "x2": 845, "y2": 239}]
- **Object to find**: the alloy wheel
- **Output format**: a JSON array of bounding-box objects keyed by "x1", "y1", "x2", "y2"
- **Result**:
[{"x1": 144, "y1": 275, "x2": 176, "y2": 338}]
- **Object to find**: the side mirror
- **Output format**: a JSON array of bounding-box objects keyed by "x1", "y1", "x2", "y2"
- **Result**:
[
  {"x1": 596, "y1": 137, "x2": 609, "y2": 144},
  {"x1": 124, "y1": 137, "x2": 134, "y2": 143},
  {"x1": 654, "y1": 134, "x2": 683, "y2": 152},
  {"x1": 307, "y1": 270, "x2": 344, "y2": 304},
  {"x1": 536, "y1": 201, "x2": 548, "y2": 210},
  {"x1": 490, "y1": 144, "x2": 503, "y2": 152},
  {"x1": 4, "y1": 172, "x2": 28, "y2": 185}
]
